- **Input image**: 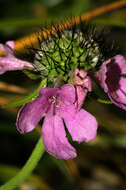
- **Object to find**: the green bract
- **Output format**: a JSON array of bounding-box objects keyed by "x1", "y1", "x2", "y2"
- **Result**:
[
  {"x1": 33, "y1": 25, "x2": 117, "y2": 83},
  {"x1": 34, "y1": 29, "x2": 102, "y2": 82}
]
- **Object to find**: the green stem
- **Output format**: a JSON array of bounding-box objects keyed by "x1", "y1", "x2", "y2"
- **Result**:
[{"x1": 0, "y1": 137, "x2": 44, "y2": 190}]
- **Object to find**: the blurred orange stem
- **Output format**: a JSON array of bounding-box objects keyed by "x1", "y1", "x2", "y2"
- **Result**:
[
  {"x1": 0, "y1": 0, "x2": 126, "y2": 56},
  {"x1": 14, "y1": 0, "x2": 126, "y2": 52}
]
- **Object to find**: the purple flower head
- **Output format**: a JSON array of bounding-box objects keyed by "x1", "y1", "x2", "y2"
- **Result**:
[
  {"x1": 0, "y1": 41, "x2": 33, "y2": 74},
  {"x1": 97, "y1": 55, "x2": 126, "y2": 110},
  {"x1": 72, "y1": 68, "x2": 92, "y2": 110},
  {"x1": 16, "y1": 84, "x2": 97, "y2": 160}
]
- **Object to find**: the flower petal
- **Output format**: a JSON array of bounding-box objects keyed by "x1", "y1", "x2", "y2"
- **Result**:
[
  {"x1": 0, "y1": 41, "x2": 33, "y2": 75},
  {"x1": 0, "y1": 41, "x2": 14, "y2": 56},
  {"x1": 39, "y1": 87, "x2": 58, "y2": 96},
  {"x1": 59, "y1": 84, "x2": 75, "y2": 105},
  {"x1": 42, "y1": 114, "x2": 77, "y2": 160},
  {"x1": 63, "y1": 106, "x2": 98, "y2": 143},
  {"x1": 98, "y1": 55, "x2": 126, "y2": 110},
  {"x1": 16, "y1": 96, "x2": 48, "y2": 134},
  {"x1": 84, "y1": 76, "x2": 92, "y2": 91},
  {"x1": 108, "y1": 88, "x2": 126, "y2": 110},
  {"x1": 0, "y1": 57, "x2": 31, "y2": 74},
  {"x1": 0, "y1": 56, "x2": 33, "y2": 74},
  {"x1": 6, "y1": 41, "x2": 15, "y2": 51},
  {"x1": 114, "y1": 55, "x2": 126, "y2": 74},
  {"x1": 74, "y1": 85, "x2": 87, "y2": 110},
  {"x1": 98, "y1": 59, "x2": 109, "y2": 92}
]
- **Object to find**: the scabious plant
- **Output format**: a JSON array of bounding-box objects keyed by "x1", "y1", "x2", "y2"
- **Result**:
[
  {"x1": 96, "y1": 55, "x2": 126, "y2": 110},
  {"x1": 1, "y1": 1, "x2": 126, "y2": 188},
  {"x1": 0, "y1": 26, "x2": 103, "y2": 159},
  {"x1": 1, "y1": 24, "x2": 125, "y2": 161},
  {"x1": 0, "y1": 41, "x2": 33, "y2": 74},
  {"x1": 16, "y1": 83, "x2": 97, "y2": 159},
  {"x1": 1, "y1": 24, "x2": 123, "y2": 160}
]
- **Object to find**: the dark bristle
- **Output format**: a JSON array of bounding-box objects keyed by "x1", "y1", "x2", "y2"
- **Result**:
[
  {"x1": 80, "y1": 22, "x2": 120, "y2": 58},
  {"x1": 26, "y1": 19, "x2": 121, "y2": 82}
]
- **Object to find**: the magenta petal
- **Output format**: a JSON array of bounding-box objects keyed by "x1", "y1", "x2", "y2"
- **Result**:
[
  {"x1": 15, "y1": 59, "x2": 34, "y2": 69},
  {"x1": 63, "y1": 107, "x2": 98, "y2": 143},
  {"x1": 0, "y1": 57, "x2": 33, "y2": 74},
  {"x1": 98, "y1": 60, "x2": 109, "y2": 92},
  {"x1": 98, "y1": 55, "x2": 126, "y2": 110},
  {"x1": 39, "y1": 87, "x2": 58, "y2": 96},
  {"x1": 0, "y1": 41, "x2": 14, "y2": 56},
  {"x1": 42, "y1": 114, "x2": 77, "y2": 160},
  {"x1": 110, "y1": 77, "x2": 126, "y2": 106},
  {"x1": 0, "y1": 41, "x2": 33, "y2": 75},
  {"x1": 114, "y1": 55, "x2": 126, "y2": 74},
  {"x1": 60, "y1": 84, "x2": 75, "y2": 105},
  {"x1": 85, "y1": 76, "x2": 92, "y2": 91},
  {"x1": 16, "y1": 96, "x2": 48, "y2": 134},
  {"x1": 75, "y1": 86, "x2": 87, "y2": 110},
  {"x1": 5, "y1": 41, "x2": 15, "y2": 51},
  {"x1": 108, "y1": 87, "x2": 126, "y2": 110},
  {"x1": 109, "y1": 94, "x2": 126, "y2": 110},
  {"x1": 0, "y1": 58, "x2": 33, "y2": 74}
]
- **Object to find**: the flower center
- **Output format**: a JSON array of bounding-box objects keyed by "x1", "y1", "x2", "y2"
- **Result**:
[{"x1": 48, "y1": 95, "x2": 61, "y2": 107}]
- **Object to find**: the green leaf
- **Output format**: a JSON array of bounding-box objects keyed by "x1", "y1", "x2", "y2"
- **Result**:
[
  {"x1": 97, "y1": 98, "x2": 112, "y2": 104},
  {"x1": 92, "y1": 81, "x2": 108, "y2": 99},
  {"x1": 121, "y1": 74, "x2": 126, "y2": 78},
  {"x1": 92, "y1": 81, "x2": 112, "y2": 104},
  {"x1": 6, "y1": 79, "x2": 47, "y2": 108}
]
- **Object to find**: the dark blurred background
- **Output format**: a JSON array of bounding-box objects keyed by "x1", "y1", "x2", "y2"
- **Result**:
[{"x1": 1, "y1": 0, "x2": 126, "y2": 190}]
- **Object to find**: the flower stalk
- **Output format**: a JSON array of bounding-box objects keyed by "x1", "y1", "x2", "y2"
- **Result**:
[{"x1": 0, "y1": 137, "x2": 44, "y2": 190}]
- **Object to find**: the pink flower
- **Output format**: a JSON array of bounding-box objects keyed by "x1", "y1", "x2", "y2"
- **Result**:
[
  {"x1": 97, "y1": 55, "x2": 126, "y2": 110},
  {"x1": 72, "y1": 68, "x2": 92, "y2": 110},
  {"x1": 16, "y1": 84, "x2": 97, "y2": 160},
  {"x1": 0, "y1": 41, "x2": 33, "y2": 74}
]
